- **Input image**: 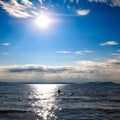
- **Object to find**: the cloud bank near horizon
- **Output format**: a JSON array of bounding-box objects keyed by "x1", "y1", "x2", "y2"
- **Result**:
[{"x1": 0, "y1": 59, "x2": 120, "y2": 83}]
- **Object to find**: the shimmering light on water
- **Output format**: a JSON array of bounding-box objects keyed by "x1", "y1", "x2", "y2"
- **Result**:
[
  {"x1": 0, "y1": 84, "x2": 120, "y2": 120},
  {"x1": 28, "y1": 84, "x2": 60, "y2": 120}
]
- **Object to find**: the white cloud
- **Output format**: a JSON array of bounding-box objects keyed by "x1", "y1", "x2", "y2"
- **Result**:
[
  {"x1": 75, "y1": 50, "x2": 94, "y2": 55},
  {"x1": 89, "y1": 0, "x2": 107, "y2": 3},
  {"x1": 88, "y1": 0, "x2": 120, "y2": 7},
  {"x1": 56, "y1": 51, "x2": 71, "y2": 54},
  {"x1": 0, "y1": 1, "x2": 91, "y2": 18},
  {"x1": 77, "y1": 9, "x2": 90, "y2": 16},
  {"x1": 84, "y1": 50, "x2": 94, "y2": 53},
  {"x1": 100, "y1": 41, "x2": 119, "y2": 46},
  {"x1": 21, "y1": 0, "x2": 33, "y2": 7},
  {"x1": 76, "y1": 59, "x2": 120, "y2": 68},
  {"x1": 75, "y1": 51, "x2": 83, "y2": 55},
  {"x1": 0, "y1": 0, "x2": 32, "y2": 18},
  {"x1": 38, "y1": 0, "x2": 43, "y2": 5},
  {"x1": 2, "y1": 42, "x2": 10, "y2": 46},
  {"x1": 76, "y1": 59, "x2": 120, "y2": 82},
  {"x1": 76, "y1": 60, "x2": 104, "y2": 67},
  {"x1": 0, "y1": 53, "x2": 8, "y2": 55},
  {"x1": 0, "y1": 0, "x2": 120, "y2": 19}
]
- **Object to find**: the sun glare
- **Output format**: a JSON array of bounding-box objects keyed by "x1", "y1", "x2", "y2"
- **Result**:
[{"x1": 34, "y1": 15, "x2": 51, "y2": 29}]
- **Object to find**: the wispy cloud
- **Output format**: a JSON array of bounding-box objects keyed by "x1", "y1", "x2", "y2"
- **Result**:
[
  {"x1": 0, "y1": 53, "x2": 8, "y2": 55},
  {"x1": 76, "y1": 59, "x2": 120, "y2": 67},
  {"x1": 88, "y1": 0, "x2": 120, "y2": 7},
  {"x1": 75, "y1": 51, "x2": 83, "y2": 55},
  {"x1": 0, "y1": 0, "x2": 32, "y2": 18},
  {"x1": 88, "y1": 0, "x2": 107, "y2": 3},
  {"x1": 84, "y1": 50, "x2": 94, "y2": 53},
  {"x1": 0, "y1": 0, "x2": 91, "y2": 18},
  {"x1": 75, "y1": 50, "x2": 94, "y2": 55},
  {"x1": 117, "y1": 49, "x2": 120, "y2": 52},
  {"x1": 111, "y1": 53, "x2": 120, "y2": 56},
  {"x1": 38, "y1": 0, "x2": 43, "y2": 5},
  {"x1": 2, "y1": 42, "x2": 10, "y2": 46},
  {"x1": 77, "y1": 9, "x2": 90, "y2": 16},
  {"x1": 111, "y1": 50, "x2": 120, "y2": 58},
  {"x1": 56, "y1": 50, "x2": 94, "y2": 55},
  {"x1": 100, "y1": 41, "x2": 119, "y2": 46},
  {"x1": 111, "y1": 0, "x2": 120, "y2": 7},
  {"x1": 56, "y1": 51, "x2": 71, "y2": 54},
  {"x1": 21, "y1": 0, "x2": 33, "y2": 7},
  {"x1": 0, "y1": 0, "x2": 120, "y2": 18}
]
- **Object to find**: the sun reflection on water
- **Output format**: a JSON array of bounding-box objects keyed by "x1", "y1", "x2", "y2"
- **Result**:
[{"x1": 29, "y1": 84, "x2": 60, "y2": 120}]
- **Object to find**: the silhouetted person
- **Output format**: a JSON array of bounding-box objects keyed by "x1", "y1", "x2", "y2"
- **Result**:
[{"x1": 57, "y1": 89, "x2": 61, "y2": 94}]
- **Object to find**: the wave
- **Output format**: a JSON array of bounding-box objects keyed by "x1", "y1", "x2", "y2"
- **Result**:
[
  {"x1": 0, "y1": 109, "x2": 33, "y2": 113},
  {"x1": 61, "y1": 107, "x2": 120, "y2": 113},
  {"x1": 0, "y1": 109, "x2": 43, "y2": 120}
]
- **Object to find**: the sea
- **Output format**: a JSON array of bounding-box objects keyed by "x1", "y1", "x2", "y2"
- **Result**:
[{"x1": 0, "y1": 83, "x2": 120, "y2": 120}]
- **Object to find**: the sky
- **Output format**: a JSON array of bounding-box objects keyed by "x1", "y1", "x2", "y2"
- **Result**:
[{"x1": 0, "y1": 0, "x2": 120, "y2": 83}]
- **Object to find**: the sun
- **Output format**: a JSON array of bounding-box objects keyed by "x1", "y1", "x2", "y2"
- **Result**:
[{"x1": 34, "y1": 15, "x2": 51, "y2": 29}]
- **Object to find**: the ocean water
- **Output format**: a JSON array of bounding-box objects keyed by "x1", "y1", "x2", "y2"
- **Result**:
[{"x1": 0, "y1": 83, "x2": 120, "y2": 120}]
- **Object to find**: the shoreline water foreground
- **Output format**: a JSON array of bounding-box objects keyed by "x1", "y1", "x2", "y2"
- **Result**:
[{"x1": 0, "y1": 83, "x2": 120, "y2": 120}]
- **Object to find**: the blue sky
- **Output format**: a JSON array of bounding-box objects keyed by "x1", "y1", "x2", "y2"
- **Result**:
[{"x1": 0, "y1": 0, "x2": 120, "y2": 83}]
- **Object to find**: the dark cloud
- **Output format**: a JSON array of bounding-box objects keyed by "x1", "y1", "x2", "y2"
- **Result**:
[
  {"x1": 5, "y1": 65, "x2": 93, "y2": 74},
  {"x1": 111, "y1": 61, "x2": 120, "y2": 65},
  {"x1": 7, "y1": 65, "x2": 71, "y2": 73}
]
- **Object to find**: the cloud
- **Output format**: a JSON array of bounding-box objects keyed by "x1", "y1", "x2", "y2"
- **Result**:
[
  {"x1": 111, "y1": 53, "x2": 120, "y2": 56},
  {"x1": 76, "y1": 59, "x2": 120, "y2": 82},
  {"x1": 0, "y1": 0, "x2": 91, "y2": 18},
  {"x1": 111, "y1": 50, "x2": 120, "y2": 59},
  {"x1": 84, "y1": 50, "x2": 94, "y2": 53},
  {"x1": 100, "y1": 41, "x2": 119, "y2": 46},
  {"x1": 117, "y1": 49, "x2": 120, "y2": 52},
  {"x1": 76, "y1": 59, "x2": 120, "y2": 67},
  {"x1": 0, "y1": 64, "x2": 92, "y2": 82},
  {"x1": 75, "y1": 51, "x2": 83, "y2": 55},
  {"x1": 0, "y1": 64, "x2": 92, "y2": 76},
  {"x1": 38, "y1": 0, "x2": 43, "y2": 5},
  {"x1": 77, "y1": 9, "x2": 90, "y2": 16},
  {"x1": 6, "y1": 65, "x2": 70, "y2": 73},
  {"x1": 88, "y1": 0, "x2": 107, "y2": 3},
  {"x1": 0, "y1": 59, "x2": 120, "y2": 82},
  {"x1": 75, "y1": 51, "x2": 84, "y2": 55},
  {"x1": 0, "y1": 0, "x2": 32, "y2": 18},
  {"x1": 56, "y1": 51, "x2": 71, "y2": 54},
  {"x1": 21, "y1": 0, "x2": 33, "y2": 7},
  {"x1": 2, "y1": 42, "x2": 10, "y2": 46},
  {"x1": 0, "y1": 53, "x2": 8, "y2": 55},
  {"x1": 76, "y1": 60, "x2": 99, "y2": 66},
  {"x1": 75, "y1": 50, "x2": 94, "y2": 55},
  {"x1": 88, "y1": 0, "x2": 120, "y2": 7},
  {"x1": 111, "y1": 0, "x2": 120, "y2": 7},
  {"x1": 1, "y1": 0, "x2": 120, "y2": 18},
  {"x1": 56, "y1": 50, "x2": 94, "y2": 55}
]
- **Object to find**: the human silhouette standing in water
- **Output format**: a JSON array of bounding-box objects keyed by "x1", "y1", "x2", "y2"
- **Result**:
[{"x1": 57, "y1": 89, "x2": 61, "y2": 94}]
